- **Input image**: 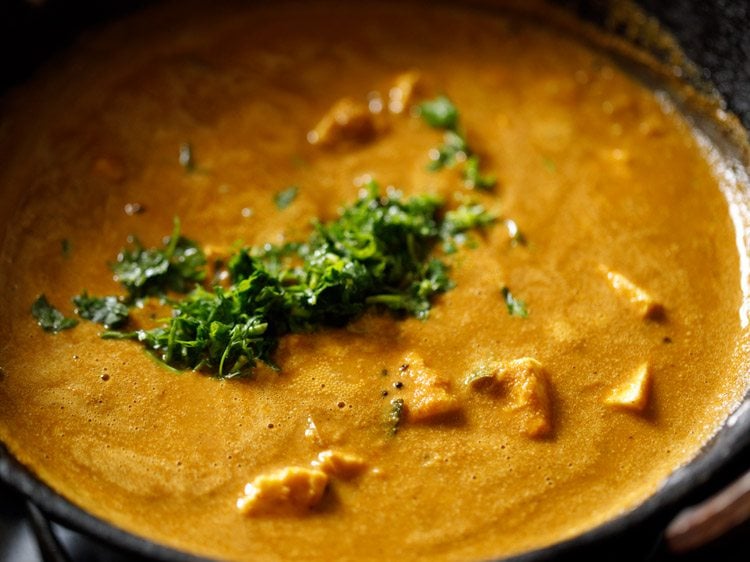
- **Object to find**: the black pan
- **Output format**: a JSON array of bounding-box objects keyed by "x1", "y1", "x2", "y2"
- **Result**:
[{"x1": 0, "y1": 1, "x2": 748, "y2": 560}]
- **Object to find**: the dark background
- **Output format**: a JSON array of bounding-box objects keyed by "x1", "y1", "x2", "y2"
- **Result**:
[
  {"x1": 0, "y1": 0, "x2": 748, "y2": 130},
  {"x1": 637, "y1": 0, "x2": 750, "y2": 130},
  {"x1": 2, "y1": 477, "x2": 748, "y2": 561}
]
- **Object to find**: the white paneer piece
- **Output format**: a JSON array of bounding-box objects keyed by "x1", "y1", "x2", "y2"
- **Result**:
[
  {"x1": 399, "y1": 353, "x2": 461, "y2": 422},
  {"x1": 599, "y1": 264, "x2": 664, "y2": 320},
  {"x1": 311, "y1": 450, "x2": 367, "y2": 479},
  {"x1": 605, "y1": 362, "x2": 652, "y2": 413},
  {"x1": 237, "y1": 466, "x2": 329, "y2": 515},
  {"x1": 307, "y1": 97, "x2": 376, "y2": 147},
  {"x1": 388, "y1": 70, "x2": 423, "y2": 114},
  {"x1": 467, "y1": 357, "x2": 554, "y2": 438}
]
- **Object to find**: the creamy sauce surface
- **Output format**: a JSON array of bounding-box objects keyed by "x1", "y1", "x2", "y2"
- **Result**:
[{"x1": 0, "y1": 1, "x2": 748, "y2": 560}]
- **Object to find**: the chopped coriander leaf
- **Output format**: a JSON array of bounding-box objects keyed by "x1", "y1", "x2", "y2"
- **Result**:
[
  {"x1": 61, "y1": 239, "x2": 72, "y2": 257},
  {"x1": 179, "y1": 142, "x2": 195, "y2": 171},
  {"x1": 104, "y1": 180, "x2": 494, "y2": 377},
  {"x1": 463, "y1": 155, "x2": 497, "y2": 190},
  {"x1": 542, "y1": 156, "x2": 557, "y2": 173},
  {"x1": 442, "y1": 203, "x2": 496, "y2": 236},
  {"x1": 111, "y1": 217, "x2": 205, "y2": 301},
  {"x1": 105, "y1": 284, "x2": 279, "y2": 378},
  {"x1": 388, "y1": 397, "x2": 405, "y2": 435},
  {"x1": 501, "y1": 286, "x2": 528, "y2": 318},
  {"x1": 32, "y1": 295, "x2": 78, "y2": 332},
  {"x1": 235, "y1": 241, "x2": 302, "y2": 279},
  {"x1": 167, "y1": 234, "x2": 207, "y2": 293},
  {"x1": 274, "y1": 185, "x2": 299, "y2": 210},
  {"x1": 73, "y1": 292, "x2": 129, "y2": 329},
  {"x1": 427, "y1": 130, "x2": 468, "y2": 171},
  {"x1": 441, "y1": 202, "x2": 496, "y2": 253},
  {"x1": 419, "y1": 95, "x2": 459, "y2": 130},
  {"x1": 366, "y1": 258, "x2": 453, "y2": 319},
  {"x1": 419, "y1": 95, "x2": 496, "y2": 190},
  {"x1": 292, "y1": 182, "x2": 449, "y2": 323}
]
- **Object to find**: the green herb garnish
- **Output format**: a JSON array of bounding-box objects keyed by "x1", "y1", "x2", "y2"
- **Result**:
[
  {"x1": 388, "y1": 398, "x2": 405, "y2": 435},
  {"x1": 61, "y1": 239, "x2": 72, "y2": 258},
  {"x1": 442, "y1": 203, "x2": 496, "y2": 236},
  {"x1": 101, "y1": 181, "x2": 494, "y2": 377},
  {"x1": 31, "y1": 295, "x2": 78, "y2": 332},
  {"x1": 274, "y1": 186, "x2": 299, "y2": 210},
  {"x1": 419, "y1": 95, "x2": 459, "y2": 130},
  {"x1": 501, "y1": 286, "x2": 528, "y2": 318},
  {"x1": 542, "y1": 156, "x2": 556, "y2": 173},
  {"x1": 427, "y1": 130, "x2": 468, "y2": 171},
  {"x1": 441, "y1": 202, "x2": 496, "y2": 253},
  {"x1": 111, "y1": 218, "x2": 206, "y2": 301},
  {"x1": 73, "y1": 292, "x2": 129, "y2": 329},
  {"x1": 463, "y1": 155, "x2": 497, "y2": 190},
  {"x1": 418, "y1": 95, "x2": 497, "y2": 191}
]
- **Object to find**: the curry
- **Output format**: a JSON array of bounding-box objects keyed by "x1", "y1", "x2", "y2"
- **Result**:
[{"x1": 0, "y1": 1, "x2": 748, "y2": 560}]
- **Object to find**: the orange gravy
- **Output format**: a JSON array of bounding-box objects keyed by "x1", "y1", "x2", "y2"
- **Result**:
[{"x1": 0, "y1": 1, "x2": 748, "y2": 560}]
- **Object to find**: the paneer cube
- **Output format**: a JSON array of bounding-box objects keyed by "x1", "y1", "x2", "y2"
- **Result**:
[
  {"x1": 497, "y1": 358, "x2": 553, "y2": 438},
  {"x1": 599, "y1": 264, "x2": 664, "y2": 320},
  {"x1": 605, "y1": 362, "x2": 652, "y2": 412},
  {"x1": 312, "y1": 450, "x2": 367, "y2": 479},
  {"x1": 388, "y1": 70, "x2": 423, "y2": 114},
  {"x1": 400, "y1": 352, "x2": 461, "y2": 422},
  {"x1": 307, "y1": 98, "x2": 376, "y2": 147},
  {"x1": 236, "y1": 466, "x2": 329, "y2": 515},
  {"x1": 467, "y1": 357, "x2": 554, "y2": 438}
]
